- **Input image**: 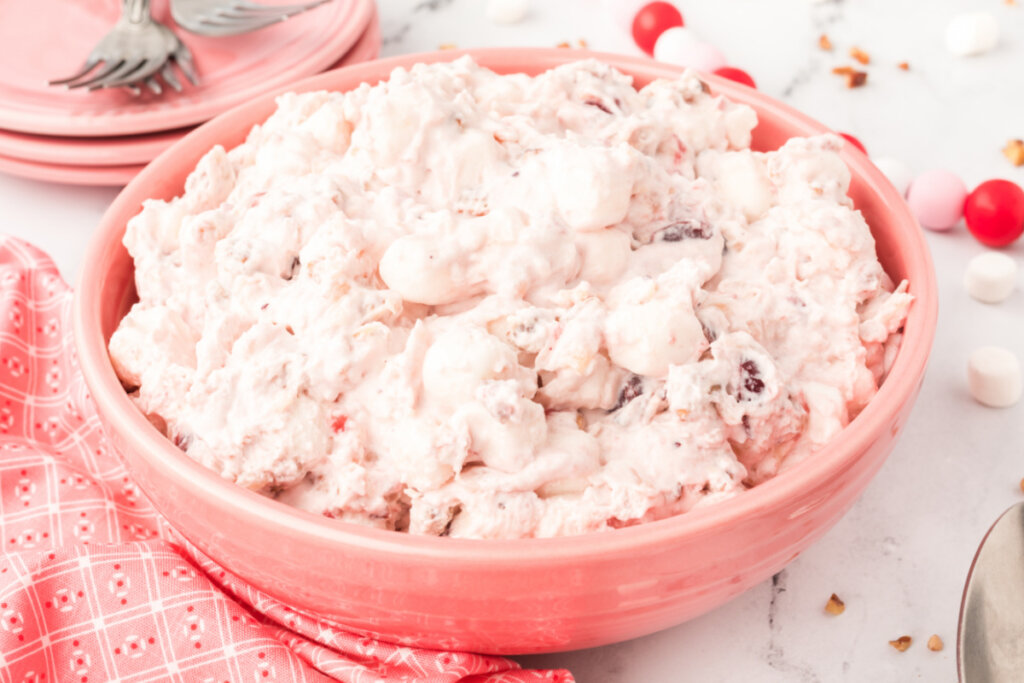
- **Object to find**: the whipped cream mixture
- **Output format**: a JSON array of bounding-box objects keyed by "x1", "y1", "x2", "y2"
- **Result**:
[{"x1": 110, "y1": 57, "x2": 912, "y2": 538}]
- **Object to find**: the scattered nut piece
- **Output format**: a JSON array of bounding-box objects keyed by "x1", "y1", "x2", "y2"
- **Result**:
[
  {"x1": 831, "y1": 65, "x2": 868, "y2": 87},
  {"x1": 819, "y1": 34, "x2": 833, "y2": 50},
  {"x1": 576, "y1": 412, "x2": 587, "y2": 430},
  {"x1": 1004, "y1": 139, "x2": 1024, "y2": 166},
  {"x1": 890, "y1": 636, "x2": 913, "y2": 652},
  {"x1": 556, "y1": 41, "x2": 571, "y2": 49},
  {"x1": 1019, "y1": 476, "x2": 1024, "y2": 494},
  {"x1": 845, "y1": 70, "x2": 868, "y2": 88},
  {"x1": 439, "y1": 43, "x2": 457, "y2": 50},
  {"x1": 825, "y1": 593, "x2": 846, "y2": 615},
  {"x1": 898, "y1": 61, "x2": 910, "y2": 70},
  {"x1": 927, "y1": 634, "x2": 944, "y2": 651},
  {"x1": 577, "y1": 38, "x2": 588, "y2": 48},
  {"x1": 850, "y1": 46, "x2": 871, "y2": 64},
  {"x1": 1006, "y1": 0, "x2": 1017, "y2": 6}
]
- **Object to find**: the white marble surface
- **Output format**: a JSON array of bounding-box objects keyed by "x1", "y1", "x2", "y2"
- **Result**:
[{"x1": 3, "y1": 0, "x2": 1024, "y2": 681}]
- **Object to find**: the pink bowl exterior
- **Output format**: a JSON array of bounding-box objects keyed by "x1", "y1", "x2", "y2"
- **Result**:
[{"x1": 73, "y1": 49, "x2": 938, "y2": 655}]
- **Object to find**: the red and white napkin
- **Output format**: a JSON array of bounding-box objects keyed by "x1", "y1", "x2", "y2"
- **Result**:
[{"x1": 0, "y1": 236, "x2": 572, "y2": 683}]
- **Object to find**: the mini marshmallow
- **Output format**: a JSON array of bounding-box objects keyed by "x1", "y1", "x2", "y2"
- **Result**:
[
  {"x1": 968, "y1": 346, "x2": 1022, "y2": 408},
  {"x1": 945, "y1": 12, "x2": 999, "y2": 57},
  {"x1": 906, "y1": 169, "x2": 967, "y2": 231},
  {"x1": 378, "y1": 235, "x2": 461, "y2": 305},
  {"x1": 421, "y1": 327, "x2": 519, "y2": 404},
  {"x1": 605, "y1": 298, "x2": 705, "y2": 376},
  {"x1": 872, "y1": 157, "x2": 914, "y2": 198},
  {"x1": 654, "y1": 30, "x2": 725, "y2": 72},
  {"x1": 964, "y1": 252, "x2": 1018, "y2": 303},
  {"x1": 487, "y1": 0, "x2": 529, "y2": 25}
]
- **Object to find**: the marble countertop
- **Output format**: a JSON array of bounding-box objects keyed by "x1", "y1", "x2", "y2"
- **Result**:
[{"x1": 4, "y1": 0, "x2": 1023, "y2": 680}]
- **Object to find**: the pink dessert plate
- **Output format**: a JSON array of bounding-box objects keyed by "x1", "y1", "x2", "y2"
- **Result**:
[
  {"x1": 0, "y1": 11, "x2": 380, "y2": 187},
  {"x1": 0, "y1": 153, "x2": 142, "y2": 187},
  {"x1": 0, "y1": 7, "x2": 380, "y2": 168},
  {"x1": 0, "y1": 0, "x2": 373, "y2": 138}
]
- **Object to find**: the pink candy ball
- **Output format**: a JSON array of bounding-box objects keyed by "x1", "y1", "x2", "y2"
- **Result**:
[
  {"x1": 653, "y1": 30, "x2": 726, "y2": 72},
  {"x1": 906, "y1": 169, "x2": 968, "y2": 231},
  {"x1": 605, "y1": 0, "x2": 649, "y2": 33}
]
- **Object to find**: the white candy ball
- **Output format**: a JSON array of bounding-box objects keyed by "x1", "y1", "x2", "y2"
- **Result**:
[
  {"x1": 968, "y1": 346, "x2": 1022, "y2": 408},
  {"x1": 945, "y1": 12, "x2": 999, "y2": 57},
  {"x1": 652, "y1": 26, "x2": 699, "y2": 53},
  {"x1": 872, "y1": 157, "x2": 914, "y2": 198},
  {"x1": 654, "y1": 30, "x2": 725, "y2": 72},
  {"x1": 487, "y1": 0, "x2": 529, "y2": 25},
  {"x1": 964, "y1": 252, "x2": 1018, "y2": 304}
]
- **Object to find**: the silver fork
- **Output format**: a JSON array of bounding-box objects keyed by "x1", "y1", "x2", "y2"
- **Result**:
[
  {"x1": 171, "y1": 0, "x2": 332, "y2": 37},
  {"x1": 50, "y1": 0, "x2": 198, "y2": 95}
]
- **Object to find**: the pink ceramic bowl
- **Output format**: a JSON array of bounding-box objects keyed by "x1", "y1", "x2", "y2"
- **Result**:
[{"x1": 74, "y1": 49, "x2": 938, "y2": 655}]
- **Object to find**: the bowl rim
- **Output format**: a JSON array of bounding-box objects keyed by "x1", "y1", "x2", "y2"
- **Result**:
[{"x1": 74, "y1": 47, "x2": 939, "y2": 563}]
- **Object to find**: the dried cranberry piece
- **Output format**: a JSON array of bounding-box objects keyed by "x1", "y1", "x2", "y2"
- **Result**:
[
  {"x1": 283, "y1": 256, "x2": 300, "y2": 281},
  {"x1": 658, "y1": 219, "x2": 712, "y2": 241},
  {"x1": 738, "y1": 360, "x2": 765, "y2": 400},
  {"x1": 584, "y1": 97, "x2": 614, "y2": 114},
  {"x1": 612, "y1": 375, "x2": 644, "y2": 411},
  {"x1": 700, "y1": 320, "x2": 717, "y2": 343}
]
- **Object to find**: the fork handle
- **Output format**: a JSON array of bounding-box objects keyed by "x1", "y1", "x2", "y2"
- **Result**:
[{"x1": 122, "y1": 0, "x2": 152, "y2": 24}]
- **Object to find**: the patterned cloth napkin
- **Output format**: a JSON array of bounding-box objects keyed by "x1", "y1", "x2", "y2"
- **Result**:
[{"x1": 0, "y1": 237, "x2": 572, "y2": 683}]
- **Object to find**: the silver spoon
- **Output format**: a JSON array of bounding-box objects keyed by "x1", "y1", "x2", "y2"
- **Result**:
[{"x1": 958, "y1": 501, "x2": 1024, "y2": 682}]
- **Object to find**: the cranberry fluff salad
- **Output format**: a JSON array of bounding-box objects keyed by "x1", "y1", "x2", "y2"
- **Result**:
[{"x1": 109, "y1": 57, "x2": 912, "y2": 539}]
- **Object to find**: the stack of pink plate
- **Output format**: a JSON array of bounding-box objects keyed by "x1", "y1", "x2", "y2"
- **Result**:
[{"x1": 0, "y1": 0, "x2": 379, "y2": 186}]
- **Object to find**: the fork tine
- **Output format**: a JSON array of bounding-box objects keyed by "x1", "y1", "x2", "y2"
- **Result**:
[
  {"x1": 65, "y1": 60, "x2": 127, "y2": 89},
  {"x1": 143, "y1": 77, "x2": 163, "y2": 95},
  {"x1": 48, "y1": 58, "x2": 101, "y2": 86},
  {"x1": 172, "y1": 47, "x2": 199, "y2": 87},
  {"x1": 160, "y1": 63, "x2": 183, "y2": 92},
  {"x1": 85, "y1": 60, "x2": 147, "y2": 90},
  {"x1": 102, "y1": 59, "x2": 164, "y2": 89}
]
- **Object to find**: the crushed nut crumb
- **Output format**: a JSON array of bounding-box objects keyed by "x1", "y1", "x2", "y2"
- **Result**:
[
  {"x1": 850, "y1": 46, "x2": 871, "y2": 65},
  {"x1": 1004, "y1": 139, "x2": 1024, "y2": 167},
  {"x1": 439, "y1": 43, "x2": 457, "y2": 50},
  {"x1": 825, "y1": 593, "x2": 845, "y2": 615},
  {"x1": 577, "y1": 38, "x2": 588, "y2": 48},
  {"x1": 890, "y1": 636, "x2": 912, "y2": 652},
  {"x1": 898, "y1": 61, "x2": 910, "y2": 70},
  {"x1": 832, "y1": 66, "x2": 855, "y2": 76},
  {"x1": 819, "y1": 34, "x2": 833, "y2": 51},
  {"x1": 576, "y1": 412, "x2": 587, "y2": 430},
  {"x1": 1019, "y1": 476, "x2": 1024, "y2": 493},
  {"x1": 1006, "y1": 0, "x2": 1017, "y2": 6},
  {"x1": 927, "y1": 634, "x2": 944, "y2": 651},
  {"x1": 556, "y1": 41, "x2": 571, "y2": 48}
]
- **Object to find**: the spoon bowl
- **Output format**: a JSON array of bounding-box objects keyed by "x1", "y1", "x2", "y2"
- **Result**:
[{"x1": 958, "y1": 501, "x2": 1024, "y2": 682}]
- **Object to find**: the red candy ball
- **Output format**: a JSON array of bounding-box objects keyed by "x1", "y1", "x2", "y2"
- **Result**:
[
  {"x1": 633, "y1": 2, "x2": 684, "y2": 56},
  {"x1": 839, "y1": 132, "x2": 867, "y2": 155},
  {"x1": 713, "y1": 66, "x2": 756, "y2": 88},
  {"x1": 964, "y1": 179, "x2": 1024, "y2": 247}
]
